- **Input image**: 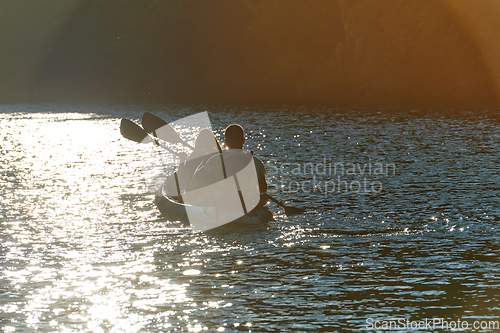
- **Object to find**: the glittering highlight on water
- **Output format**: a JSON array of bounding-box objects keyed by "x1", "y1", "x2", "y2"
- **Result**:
[{"x1": 0, "y1": 105, "x2": 499, "y2": 332}]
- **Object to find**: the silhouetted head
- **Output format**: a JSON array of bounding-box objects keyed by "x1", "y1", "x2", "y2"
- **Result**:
[
  {"x1": 192, "y1": 128, "x2": 221, "y2": 157},
  {"x1": 224, "y1": 124, "x2": 245, "y2": 149}
]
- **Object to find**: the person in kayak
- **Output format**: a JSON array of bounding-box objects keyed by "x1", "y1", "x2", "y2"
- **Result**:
[
  {"x1": 193, "y1": 124, "x2": 268, "y2": 208},
  {"x1": 164, "y1": 128, "x2": 222, "y2": 197},
  {"x1": 180, "y1": 128, "x2": 223, "y2": 191}
]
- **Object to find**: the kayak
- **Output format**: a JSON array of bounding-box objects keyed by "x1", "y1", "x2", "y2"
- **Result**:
[{"x1": 154, "y1": 178, "x2": 274, "y2": 231}]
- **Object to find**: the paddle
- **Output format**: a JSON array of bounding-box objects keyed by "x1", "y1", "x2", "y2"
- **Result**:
[
  {"x1": 141, "y1": 113, "x2": 306, "y2": 216},
  {"x1": 142, "y1": 112, "x2": 194, "y2": 150},
  {"x1": 120, "y1": 118, "x2": 186, "y2": 199},
  {"x1": 120, "y1": 118, "x2": 154, "y2": 144},
  {"x1": 119, "y1": 118, "x2": 179, "y2": 156},
  {"x1": 263, "y1": 193, "x2": 306, "y2": 216}
]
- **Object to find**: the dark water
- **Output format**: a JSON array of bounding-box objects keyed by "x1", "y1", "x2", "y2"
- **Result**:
[{"x1": 1, "y1": 105, "x2": 499, "y2": 332}]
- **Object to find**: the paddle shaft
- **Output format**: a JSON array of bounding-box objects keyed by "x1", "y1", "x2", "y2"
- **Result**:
[
  {"x1": 142, "y1": 112, "x2": 194, "y2": 149},
  {"x1": 153, "y1": 139, "x2": 179, "y2": 157},
  {"x1": 263, "y1": 193, "x2": 284, "y2": 208},
  {"x1": 120, "y1": 118, "x2": 181, "y2": 157}
]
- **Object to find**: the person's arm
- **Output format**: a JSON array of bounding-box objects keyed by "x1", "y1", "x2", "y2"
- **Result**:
[
  {"x1": 253, "y1": 156, "x2": 267, "y2": 194},
  {"x1": 258, "y1": 175, "x2": 268, "y2": 194}
]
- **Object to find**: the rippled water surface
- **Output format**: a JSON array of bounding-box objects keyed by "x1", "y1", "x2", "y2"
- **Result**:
[{"x1": 1, "y1": 105, "x2": 499, "y2": 332}]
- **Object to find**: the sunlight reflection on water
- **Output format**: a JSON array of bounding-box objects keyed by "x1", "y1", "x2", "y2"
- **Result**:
[{"x1": 0, "y1": 105, "x2": 499, "y2": 332}]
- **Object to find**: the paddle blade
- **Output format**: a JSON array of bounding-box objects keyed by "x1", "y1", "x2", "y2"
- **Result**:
[
  {"x1": 284, "y1": 205, "x2": 306, "y2": 216},
  {"x1": 142, "y1": 112, "x2": 180, "y2": 143},
  {"x1": 142, "y1": 112, "x2": 168, "y2": 133},
  {"x1": 142, "y1": 112, "x2": 194, "y2": 149},
  {"x1": 120, "y1": 118, "x2": 153, "y2": 144}
]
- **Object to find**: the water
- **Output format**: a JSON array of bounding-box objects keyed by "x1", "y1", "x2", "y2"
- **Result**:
[{"x1": 1, "y1": 105, "x2": 499, "y2": 332}]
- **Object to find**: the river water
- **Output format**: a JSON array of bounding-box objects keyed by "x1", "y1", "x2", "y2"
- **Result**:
[{"x1": 1, "y1": 105, "x2": 499, "y2": 332}]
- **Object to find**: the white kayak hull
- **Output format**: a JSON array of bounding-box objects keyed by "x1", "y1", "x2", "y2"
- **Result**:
[{"x1": 154, "y1": 184, "x2": 273, "y2": 231}]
